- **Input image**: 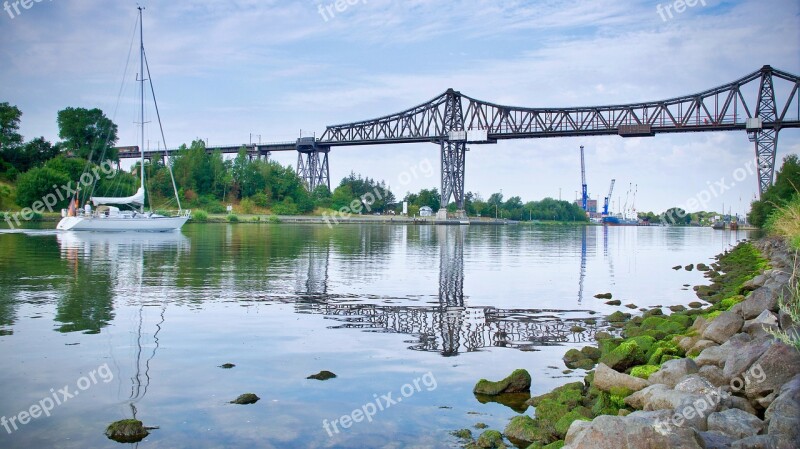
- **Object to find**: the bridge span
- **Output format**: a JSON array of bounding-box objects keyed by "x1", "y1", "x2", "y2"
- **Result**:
[{"x1": 119, "y1": 65, "x2": 800, "y2": 213}]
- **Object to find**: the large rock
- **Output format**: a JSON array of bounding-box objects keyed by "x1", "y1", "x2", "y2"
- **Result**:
[
  {"x1": 695, "y1": 334, "x2": 753, "y2": 368},
  {"x1": 731, "y1": 287, "x2": 778, "y2": 320},
  {"x1": 741, "y1": 273, "x2": 768, "y2": 291},
  {"x1": 649, "y1": 358, "x2": 699, "y2": 388},
  {"x1": 745, "y1": 343, "x2": 800, "y2": 401},
  {"x1": 721, "y1": 395, "x2": 757, "y2": 415},
  {"x1": 764, "y1": 374, "x2": 800, "y2": 448},
  {"x1": 730, "y1": 435, "x2": 774, "y2": 449},
  {"x1": 707, "y1": 408, "x2": 764, "y2": 439},
  {"x1": 722, "y1": 337, "x2": 773, "y2": 380},
  {"x1": 698, "y1": 365, "x2": 729, "y2": 387},
  {"x1": 562, "y1": 411, "x2": 703, "y2": 449},
  {"x1": 623, "y1": 383, "x2": 706, "y2": 413},
  {"x1": 473, "y1": 369, "x2": 531, "y2": 395},
  {"x1": 696, "y1": 431, "x2": 735, "y2": 449},
  {"x1": 594, "y1": 363, "x2": 650, "y2": 394},
  {"x1": 742, "y1": 310, "x2": 779, "y2": 339},
  {"x1": 702, "y1": 312, "x2": 744, "y2": 344},
  {"x1": 689, "y1": 339, "x2": 717, "y2": 356},
  {"x1": 674, "y1": 374, "x2": 718, "y2": 396}
]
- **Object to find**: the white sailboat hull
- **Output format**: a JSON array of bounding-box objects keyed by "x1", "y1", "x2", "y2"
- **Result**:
[{"x1": 57, "y1": 215, "x2": 189, "y2": 232}]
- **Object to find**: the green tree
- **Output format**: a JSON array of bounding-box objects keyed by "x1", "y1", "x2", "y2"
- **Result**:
[
  {"x1": 231, "y1": 149, "x2": 265, "y2": 198},
  {"x1": 57, "y1": 107, "x2": 119, "y2": 164},
  {"x1": 15, "y1": 167, "x2": 71, "y2": 209},
  {"x1": 3, "y1": 137, "x2": 60, "y2": 173},
  {"x1": 0, "y1": 102, "x2": 23, "y2": 152},
  {"x1": 749, "y1": 155, "x2": 800, "y2": 227}
]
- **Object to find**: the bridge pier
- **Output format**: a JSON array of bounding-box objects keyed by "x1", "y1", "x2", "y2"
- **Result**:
[
  {"x1": 438, "y1": 89, "x2": 467, "y2": 219},
  {"x1": 752, "y1": 66, "x2": 780, "y2": 197},
  {"x1": 296, "y1": 137, "x2": 331, "y2": 192},
  {"x1": 438, "y1": 141, "x2": 467, "y2": 219}
]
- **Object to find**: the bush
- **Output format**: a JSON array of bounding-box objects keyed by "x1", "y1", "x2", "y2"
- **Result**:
[
  {"x1": 227, "y1": 214, "x2": 239, "y2": 223},
  {"x1": 251, "y1": 192, "x2": 269, "y2": 208},
  {"x1": 240, "y1": 198, "x2": 254, "y2": 214},
  {"x1": 193, "y1": 210, "x2": 208, "y2": 222},
  {"x1": 207, "y1": 202, "x2": 227, "y2": 214},
  {"x1": 272, "y1": 198, "x2": 299, "y2": 215},
  {"x1": 267, "y1": 215, "x2": 281, "y2": 224}
]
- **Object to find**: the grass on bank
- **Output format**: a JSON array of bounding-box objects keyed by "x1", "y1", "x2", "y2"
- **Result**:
[{"x1": 766, "y1": 194, "x2": 800, "y2": 250}]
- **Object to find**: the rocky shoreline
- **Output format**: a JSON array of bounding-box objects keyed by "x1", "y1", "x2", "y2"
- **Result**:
[{"x1": 457, "y1": 238, "x2": 799, "y2": 449}]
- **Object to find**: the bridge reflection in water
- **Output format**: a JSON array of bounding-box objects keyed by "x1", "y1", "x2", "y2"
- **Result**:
[{"x1": 294, "y1": 226, "x2": 600, "y2": 357}]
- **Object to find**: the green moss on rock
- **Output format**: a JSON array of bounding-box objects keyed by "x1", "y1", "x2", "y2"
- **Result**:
[
  {"x1": 230, "y1": 393, "x2": 260, "y2": 404},
  {"x1": 599, "y1": 340, "x2": 646, "y2": 371},
  {"x1": 105, "y1": 419, "x2": 149, "y2": 443},
  {"x1": 579, "y1": 346, "x2": 601, "y2": 361},
  {"x1": 606, "y1": 311, "x2": 630, "y2": 323},
  {"x1": 630, "y1": 364, "x2": 660, "y2": 379},
  {"x1": 474, "y1": 429, "x2": 507, "y2": 449},
  {"x1": 452, "y1": 428, "x2": 473, "y2": 440},
  {"x1": 504, "y1": 415, "x2": 539, "y2": 445},
  {"x1": 554, "y1": 410, "x2": 591, "y2": 438},
  {"x1": 474, "y1": 369, "x2": 531, "y2": 395},
  {"x1": 528, "y1": 382, "x2": 584, "y2": 408}
]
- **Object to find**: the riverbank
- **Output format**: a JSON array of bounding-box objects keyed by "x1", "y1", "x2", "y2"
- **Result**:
[
  {"x1": 456, "y1": 237, "x2": 799, "y2": 449},
  {"x1": 1, "y1": 211, "x2": 595, "y2": 227}
]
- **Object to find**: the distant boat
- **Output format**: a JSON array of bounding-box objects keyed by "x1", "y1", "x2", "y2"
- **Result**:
[
  {"x1": 711, "y1": 221, "x2": 726, "y2": 230},
  {"x1": 56, "y1": 8, "x2": 189, "y2": 233},
  {"x1": 602, "y1": 215, "x2": 640, "y2": 226}
]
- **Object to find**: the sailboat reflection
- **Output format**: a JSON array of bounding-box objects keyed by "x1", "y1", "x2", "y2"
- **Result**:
[
  {"x1": 296, "y1": 226, "x2": 599, "y2": 357},
  {"x1": 56, "y1": 231, "x2": 186, "y2": 443}
]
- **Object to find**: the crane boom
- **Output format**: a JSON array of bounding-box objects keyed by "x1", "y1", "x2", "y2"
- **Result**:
[
  {"x1": 580, "y1": 145, "x2": 588, "y2": 212},
  {"x1": 603, "y1": 179, "x2": 615, "y2": 215}
]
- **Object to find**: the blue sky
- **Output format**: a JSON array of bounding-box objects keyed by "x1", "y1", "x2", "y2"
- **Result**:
[{"x1": 1, "y1": 0, "x2": 799, "y2": 215}]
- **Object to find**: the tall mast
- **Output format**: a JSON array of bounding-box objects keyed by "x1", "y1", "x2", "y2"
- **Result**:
[{"x1": 138, "y1": 6, "x2": 145, "y2": 213}]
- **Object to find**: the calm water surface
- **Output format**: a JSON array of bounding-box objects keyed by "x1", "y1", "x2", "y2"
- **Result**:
[{"x1": 0, "y1": 223, "x2": 749, "y2": 448}]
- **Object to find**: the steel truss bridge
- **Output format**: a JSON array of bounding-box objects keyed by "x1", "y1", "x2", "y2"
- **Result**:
[{"x1": 119, "y1": 65, "x2": 800, "y2": 209}]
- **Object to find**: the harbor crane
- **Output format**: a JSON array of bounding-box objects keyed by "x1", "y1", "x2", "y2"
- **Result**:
[{"x1": 603, "y1": 179, "x2": 616, "y2": 216}]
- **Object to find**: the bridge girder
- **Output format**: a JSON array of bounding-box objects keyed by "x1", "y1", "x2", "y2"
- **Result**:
[{"x1": 319, "y1": 66, "x2": 800, "y2": 197}]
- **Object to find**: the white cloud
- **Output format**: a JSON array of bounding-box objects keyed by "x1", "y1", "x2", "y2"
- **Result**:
[{"x1": 1, "y1": 0, "x2": 798, "y2": 215}]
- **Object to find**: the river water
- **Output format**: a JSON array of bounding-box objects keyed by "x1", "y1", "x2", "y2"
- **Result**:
[{"x1": 0, "y1": 223, "x2": 749, "y2": 448}]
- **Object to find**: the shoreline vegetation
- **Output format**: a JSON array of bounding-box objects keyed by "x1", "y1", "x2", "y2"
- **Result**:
[{"x1": 454, "y1": 237, "x2": 799, "y2": 449}]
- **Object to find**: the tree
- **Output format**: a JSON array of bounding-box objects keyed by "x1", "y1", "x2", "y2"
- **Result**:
[
  {"x1": 57, "y1": 107, "x2": 119, "y2": 163},
  {"x1": 15, "y1": 167, "x2": 71, "y2": 209},
  {"x1": 662, "y1": 207, "x2": 691, "y2": 225},
  {"x1": 2, "y1": 137, "x2": 60, "y2": 173},
  {"x1": 231, "y1": 149, "x2": 265, "y2": 198},
  {"x1": 0, "y1": 102, "x2": 24, "y2": 176},
  {"x1": 0, "y1": 102, "x2": 23, "y2": 153},
  {"x1": 749, "y1": 155, "x2": 800, "y2": 227}
]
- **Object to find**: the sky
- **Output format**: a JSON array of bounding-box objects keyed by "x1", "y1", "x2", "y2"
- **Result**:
[{"x1": 1, "y1": 0, "x2": 799, "y2": 216}]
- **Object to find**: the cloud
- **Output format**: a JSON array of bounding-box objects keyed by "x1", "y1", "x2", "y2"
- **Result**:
[{"x1": 1, "y1": 0, "x2": 798, "y2": 214}]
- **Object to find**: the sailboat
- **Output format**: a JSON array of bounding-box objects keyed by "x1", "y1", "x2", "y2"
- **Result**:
[{"x1": 57, "y1": 7, "x2": 189, "y2": 233}]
